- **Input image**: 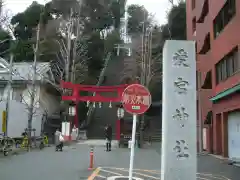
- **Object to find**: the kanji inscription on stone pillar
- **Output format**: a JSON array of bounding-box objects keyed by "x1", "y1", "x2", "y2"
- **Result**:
[{"x1": 161, "y1": 40, "x2": 197, "y2": 180}]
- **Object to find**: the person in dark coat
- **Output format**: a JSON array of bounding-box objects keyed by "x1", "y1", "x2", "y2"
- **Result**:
[{"x1": 104, "y1": 124, "x2": 112, "y2": 151}]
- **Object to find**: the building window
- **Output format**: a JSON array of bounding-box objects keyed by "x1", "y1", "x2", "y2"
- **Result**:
[
  {"x1": 192, "y1": 17, "x2": 196, "y2": 34},
  {"x1": 197, "y1": 100, "x2": 199, "y2": 120},
  {"x1": 216, "y1": 47, "x2": 238, "y2": 84},
  {"x1": 196, "y1": 71, "x2": 202, "y2": 90},
  {"x1": 192, "y1": 0, "x2": 196, "y2": 9},
  {"x1": 197, "y1": 0, "x2": 209, "y2": 23},
  {"x1": 213, "y1": 0, "x2": 236, "y2": 38},
  {"x1": 196, "y1": 71, "x2": 198, "y2": 90},
  {"x1": 199, "y1": 33, "x2": 211, "y2": 54},
  {"x1": 226, "y1": 55, "x2": 234, "y2": 77}
]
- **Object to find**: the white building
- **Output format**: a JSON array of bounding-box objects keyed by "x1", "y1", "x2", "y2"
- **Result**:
[{"x1": 0, "y1": 57, "x2": 60, "y2": 137}]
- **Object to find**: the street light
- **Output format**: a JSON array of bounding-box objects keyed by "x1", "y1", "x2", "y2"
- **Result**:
[
  {"x1": 117, "y1": 105, "x2": 124, "y2": 119},
  {"x1": 68, "y1": 105, "x2": 76, "y2": 116},
  {"x1": 116, "y1": 104, "x2": 124, "y2": 141}
]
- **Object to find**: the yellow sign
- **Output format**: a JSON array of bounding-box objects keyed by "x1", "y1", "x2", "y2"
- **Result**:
[{"x1": 2, "y1": 111, "x2": 6, "y2": 133}]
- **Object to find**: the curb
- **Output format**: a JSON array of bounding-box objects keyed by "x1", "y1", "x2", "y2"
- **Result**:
[{"x1": 0, "y1": 146, "x2": 50, "y2": 157}]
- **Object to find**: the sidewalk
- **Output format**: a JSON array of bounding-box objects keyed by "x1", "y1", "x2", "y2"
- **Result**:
[
  {"x1": 0, "y1": 145, "x2": 52, "y2": 158},
  {"x1": 207, "y1": 153, "x2": 240, "y2": 167},
  {"x1": 77, "y1": 139, "x2": 119, "y2": 148},
  {"x1": 0, "y1": 147, "x2": 27, "y2": 158}
]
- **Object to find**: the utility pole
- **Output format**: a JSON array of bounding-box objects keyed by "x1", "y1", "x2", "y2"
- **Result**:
[
  {"x1": 139, "y1": 11, "x2": 146, "y2": 148},
  {"x1": 139, "y1": 12, "x2": 153, "y2": 147},
  {"x1": 65, "y1": 9, "x2": 73, "y2": 83},
  {"x1": 140, "y1": 11, "x2": 145, "y2": 86},
  {"x1": 70, "y1": 20, "x2": 79, "y2": 83},
  {"x1": 71, "y1": 0, "x2": 83, "y2": 83},
  {"x1": 4, "y1": 53, "x2": 13, "y2": 137},
  {"x1": 27, "y1": 22, "x2": 40, "y2": 150},
  {"x1": 146, "y1": 29, "x2": 153, "y2": 87}
]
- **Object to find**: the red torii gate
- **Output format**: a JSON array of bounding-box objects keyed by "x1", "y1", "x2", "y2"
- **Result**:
[{"x1": 60, "y1": 80, "x2": 129, "y2": 140}]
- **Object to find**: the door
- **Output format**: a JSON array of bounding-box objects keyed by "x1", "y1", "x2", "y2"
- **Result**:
[
  {"x1": 202, "y1": 128, "x2": 207, "y2": 150},
  {"x1": 228, "y1": 112, "x2": 240, "y2": 159}
]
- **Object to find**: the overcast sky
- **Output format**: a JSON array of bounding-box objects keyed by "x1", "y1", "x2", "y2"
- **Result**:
[{"x1": 4, "y1": 0, "x2": 171, "y2": 25}]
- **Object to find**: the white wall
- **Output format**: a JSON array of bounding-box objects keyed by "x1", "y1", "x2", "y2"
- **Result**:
[
  {"x1": 0, "y1": 84, "x2": 40, "y2": 108},
  {"x1": 0, "y1": 100, "x2": 43, "y2": 137},
  {"x1": 0, "y1": 84, "x2": 59, "y2": 137}
]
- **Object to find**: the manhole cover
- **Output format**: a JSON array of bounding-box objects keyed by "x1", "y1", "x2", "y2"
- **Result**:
[{"x1": 107, "y1": 176, "x2": 143, "y2": 180}]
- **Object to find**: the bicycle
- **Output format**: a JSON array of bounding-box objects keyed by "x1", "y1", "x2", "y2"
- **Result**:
[
  {"x1": 20, "y1": 136, "x2": 29, "y2": 149},
  {"x1": 0, "y1": 135, "x2": 15, "y2": 156}
]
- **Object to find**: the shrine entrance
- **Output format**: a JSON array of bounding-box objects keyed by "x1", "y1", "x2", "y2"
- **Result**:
[{"x1": 60, "y1": 81, "x2": 128, "y2": 140}]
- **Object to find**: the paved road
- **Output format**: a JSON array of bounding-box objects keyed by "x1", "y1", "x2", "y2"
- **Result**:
[
  {"x1": 0, "y1": 141, "x2": 239, "y2": 180},
  {"x1": 87, "y1": 145, "x2": 240, "y2": 180},
  {"x1": 0, "y1": 145, "x2": 92, "y2": 180},
  {"x1": 90, "y1": 167, "x2": 235, "y2": 180}
]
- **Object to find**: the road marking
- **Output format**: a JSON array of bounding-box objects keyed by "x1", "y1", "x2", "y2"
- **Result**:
[
  {"x1": 197, "y1": 173, "x2": 231, "y2": 180},
  {"x1": 100, "y1": 169, "x2": 123, "y2": 176},
  {"x1": 107, "y1": 176, "x2": 143, "y2": 180},
  {"x1": 101, "y1": 167, "x2": 161, "y2": 173},
  {"x1": 136, "y1": 169, "x2": 161, "y2": 174},
  {"x1": 97, "y1": 167, "x2": 231, "y2": 180},
  {"x1": 198, "y1": 177, "x2": 211, "y2": 180},
  {"x1": 96, "y1": 174, "x2": 106, "y2": 178},
  {"x1": 88, "y1": 168, "x2": 100, "y2": 180},
  {"x1": 117, "y1": 168, "x2": 160, "y2": 179}
]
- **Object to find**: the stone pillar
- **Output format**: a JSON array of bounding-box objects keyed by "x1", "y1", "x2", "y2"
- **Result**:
[{"x1": 161, "y1": 40, "x2": 197, "y2": 180}]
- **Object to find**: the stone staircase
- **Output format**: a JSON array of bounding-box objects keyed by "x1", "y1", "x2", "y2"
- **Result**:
[
  {"x1": 87, "y1": 56, "x2": 124, "y2": 139},
  {"x1": 86, "y1": 51, "x2": 162, "y2": 141},
  {"x1": 143, "y1": 129, "x2": 162, "y2": 142},
  {"x1": 143, "y1": 115, "x2": 162, "y2": 142}
]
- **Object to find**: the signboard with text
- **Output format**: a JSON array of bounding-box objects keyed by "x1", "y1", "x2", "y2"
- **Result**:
[
  {"x1": 2, "y1": 111, "x2": 6, "y2": 133},
  {"x1": 122, "y1": 84, "x2": 151, "y2": 115}
]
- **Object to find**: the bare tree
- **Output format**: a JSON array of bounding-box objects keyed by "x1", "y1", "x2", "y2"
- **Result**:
[
  {"x1": 0, "y1": 5, "x2": 17, "y2": 137},
  {"x1": 38, "y1": 17, "x2": 88, "y2": 90},
  {"x1": 11, "y1": 62, "x2": 54, "y2": 132},
  {"x1": 0, "y1": 0, "x2": 5, "y2": 26},
  {"x1": 121, "y1": 31, "x2": 162, "y2": 87},
  {"x1": 43, "y1": 0, "x2": 88, "y2": 86},
  {"x1": 0, "y1": 6, "x2": 14, "y2": 31}
]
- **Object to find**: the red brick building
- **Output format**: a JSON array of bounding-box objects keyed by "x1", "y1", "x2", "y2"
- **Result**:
[{"x1": 186, "y1": 0, "x2": 240, "y2": 158}]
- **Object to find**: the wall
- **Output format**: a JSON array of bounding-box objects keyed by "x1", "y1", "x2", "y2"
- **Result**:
[
  {"x1": 39, "y1": 86, "x2": 60, "y2": 115},
  {"x1": 187, "y1": 0, "x2": 240, "y2": 153},
  {"x1": 0, "y1": 100, "x2": 43, "y2": 137},
  {"x1": 0, "y1": 83, "x2": 59, "y2": 137},
  {"x1": 0, "y1": 84, "x2": 41, "y2": 108}
]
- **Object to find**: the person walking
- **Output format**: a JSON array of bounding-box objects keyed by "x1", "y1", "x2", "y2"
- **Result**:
[{"x1": 104, "y1": 124, "x2": 112, "y2": 151}]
